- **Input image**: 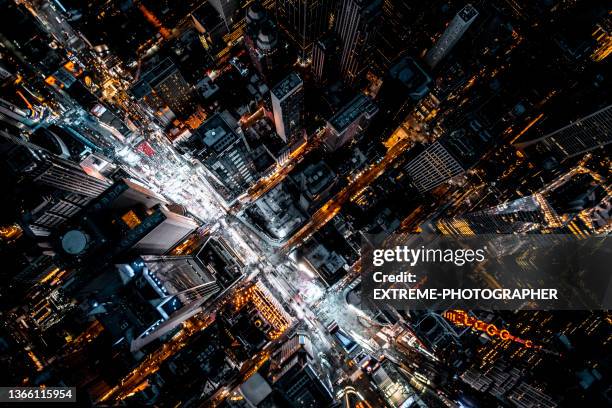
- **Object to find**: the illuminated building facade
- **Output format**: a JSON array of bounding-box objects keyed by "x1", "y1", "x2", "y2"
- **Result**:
[
  {"x1": 404, "y1": 140, "x2": 465, "y2": 192},
  {"x1": 436, "y1": 194, "x2": 559, "y2": 236},
  {"x1": 311, "y1": 33, "x2": 340, "y2": 84},
  {"x1": 405, "y1": 125, "x2": 491, "y2": 192},
  {"x1": 517, "y1": 104, "x2": 612, "y2": 161},
  {"x1": 131, "y1": 58, "x2": 195, "y2": 119},
  {"x1": 178, "y1": 113, "x2": 257, "y2": 205},
  {"x1": 271, "y1": 72, "x2": 304, "y2": 145},
  {"x1": 436, "y1": 170, "x2": 610, "y2": 236},
  {"x1": 275, "y1": 0, "x2": 334, "y2": 62},
  {"x1": 425, "y1": 4, "x2": 479, "y2": 69},
  {"x1": 324, "y1": 93, "x2": 378, "y2": 150},
  {"x1": 335, "y1": 0, "x2": 382, "y2": 85}
]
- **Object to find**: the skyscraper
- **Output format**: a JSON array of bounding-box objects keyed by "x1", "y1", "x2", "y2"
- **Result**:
[
  {"x1": 404, "y1": 126, "x2": 489, "y2": 192},
  {"x1": 311, "y1": 33, "x2": 340, "y2": 84},
  {"x1": 177, "y1": 113, "x2": 257, "y2": 205},
  {"x1": 128, "y1": 254, "x2": 220, "y2": 351},
  {"x1": 269, "y1": 330, "x2": 334, "y2": 406},
  {"x1": 131, "y1": 58, "x2": 195, "y2": 119},
  {"x1": 0, "y1": 129, "x2": 111, "y2": 237},
  {"x1": 435, "y1": 171, "x2": 609, "y2": 236},
  {"x1": 375, "y1": 0, "x2": 414, "y2": 68},
  {"x1": 435, "y1": 195, "x2": 561, "y2": 236},
  {"x1": 1, "y1": 130, "x2": 111, "y2": 198},
  {"x1": 55, "y1": 179, "x2": 199, "y2": 268},
  {"x1": 335, "y1": 0, "x2": 382, "y2": 85},
  {"x1": 139, "y1": 255, "x2": 219, "y2": 303},
  {"x1": 244, "y1": 1, "x2": 280, "y2": 79},
  {"x1": 209, "y1": 0, "x2": 240, "y2": 31},
  {"x1": 275, "y1": 0, "x2": 335, "y2": 62},
  {"x1": 404, "y1": 141, "x2": 465, "y2": 193},
  {"x1": 425, "y1": 4, "x2": 479, "y2": 69},
  {"x1": 516, "y1": 104, "x2": 612, "y2": 161},
  {"x1": 324, "y1": 93, "x2": 378, "y2": 150},
  {"x1": 271, "y1": 72, "x2": 304, "y2": 145}
]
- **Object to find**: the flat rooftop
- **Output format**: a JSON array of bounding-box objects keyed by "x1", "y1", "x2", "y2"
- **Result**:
[
  {"x1": 195, "y1": 113, "x2": 238, "y2": 153},
  {"x1": 458, "y1": 4, "x2": 478, "y2": 22},
  {"x1": 271, "y1": 72, "x2": 302, "y2": 100},
  {"x1": 329, "y1": 94, "x2": 377, "y2": 133},
  {"x1": 131, "y1": 57, "x2": 179, "y2": 99}
]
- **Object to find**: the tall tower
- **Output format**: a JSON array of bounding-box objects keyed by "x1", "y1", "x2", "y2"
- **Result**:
[
  {"x1": 54, "y1": 178, "x2": 200, "y2": 270},
  {"x1": 129, "y1": 254, "x2": 220, "y2": 350},
  {"x1": 435, "y1": 195, "x2": 561, "y2": 236},
  {"x1": 1, "y1": 130, "x2": 111, "y2": 198},
  {"x1": 425, "y1": 4, "x2": 478, "y2": 69},
  {"x1": 404, "y1": 126, "x2": 488, "y2": 193},
  {"x1": 271, "y1": 72, "x2": 304, "y2": 145},
  {"x1": 131, "y1": 58, "x2": 195, "y2": 119},
  {"x1": 436, "y1": 170, "x2": 609, "y2": 237},
  {"x1": 209, "y1": 0, "x2": 240, "y2": 31},
  {"x1": 276, "y1": 0, "x2": 335, "y2": 63},
  {"x1": 312, "y1": 33, "x2": 340, "y2": 84},
  {"x1": 516, "y1": 104, "x2": 612, "y2": 161},
  {"x1": 335, "y1": 0, "x2": 382, "y2": 85},
  {"x1": 404, "y1": 141, "x2": 465, "y2": 193},
  {"x1": 244, "y1": 1, "x2": 280, "y2": 79},
  {"x1": 177, "y1": 113, "x2": 257, "y2": 206}
]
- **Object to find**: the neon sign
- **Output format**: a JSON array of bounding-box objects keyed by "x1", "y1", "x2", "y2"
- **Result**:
[{"x1": 443, "y1": 310, "x2": 539, "y2": 349}]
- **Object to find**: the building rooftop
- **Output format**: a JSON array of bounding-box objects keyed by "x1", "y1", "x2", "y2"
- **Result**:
[
  {"x1": 131, "y1": 58, "x2": 179, "y2": 99},
  {"x1": 458, "y1": 4, "x2": 478, "y2": 22},
  {"x1": 194, "y1": 113, "x2": 238, "y2": 154},
  {"x1": 298, "y1": 162, "x2": 336, "y2": 200},
  {"x1": 271, "y1": 72, "x2": 302, "y2": 101},
  {"x1": 329, "y1": 94, "x2": 378, "y2": 133},
  {"x1": 389, "y1": 57, "x2": 432, "y2": 100}
]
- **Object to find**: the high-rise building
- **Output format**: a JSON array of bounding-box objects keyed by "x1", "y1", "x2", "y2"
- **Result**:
[
  {"x1": 271, "y1": 72, "x2": 304, "y2": 145},
  {"x1": 209, "y1": 0, "x2": 240, "y2": 31},
  {"x1": 177, "y1": 113, "x2": 257, "y2": 205},
  {"x1": 1, "y1": 130, "x2": 111, "y2": 237},
  {"x1": 54, "y1": 179, "x2": 199, "y2": 269},
  {"x1": 312, "y1": 33, "x2": 340, "y2": 84},
  {"x1": 375, "y1": 0, "x2": 414, "y2": 68},
  {"x1": 127, "y1": 254, "x2": 221, "y2": 351},
  {"x1": 516, "y1": 104, "x2": 612, "y2": 161},
  {"x1": 404, "y1": 141, "x2": 465, "y2": 192},
  {"x1": 435, "y1": 195, "x2": 561, "y2": 236},
  {"x1": 275, "y1": 0, "x2": 335, "y2": 62},
  {"x1": 244, "y1": 2, "x2": 280, "y2": 79},
  {"x1": 131, "y1": 58, "x2": 195, "y2": 119},
  {"x1": 1, "y1": 130, "x2": 111, "y2": 198},
  {"x1": 269, "y1": 331, "x2": 334, "y2": 406},
  {"x1": 138, "y1": 255, "x2": 219, "y2": 303},
  {"x1": 404, "y1": 126, "x2": 489, "y2": 192},
  {"x1": 324, "y1": 93, "x2": 378, "y2": 150},
  {"x1": 425, "y1": 4, "x2": 479, "y2": 69},
  {"x1": 436, "y1": 171, "x2": 609, "y2": 236},
  {"x1": 335, "y1": 0, "x2": 382, "y2": 85}
]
